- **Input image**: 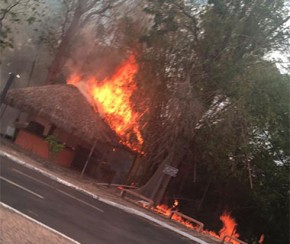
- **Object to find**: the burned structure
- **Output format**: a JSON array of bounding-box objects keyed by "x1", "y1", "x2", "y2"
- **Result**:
[{"x1": 3, "y1": 84, "x2": 135, "y2": 184}]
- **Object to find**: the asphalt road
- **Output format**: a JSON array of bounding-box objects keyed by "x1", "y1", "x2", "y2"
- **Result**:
[{"x1": 0, "y1": 156, "x2": 193, "y2": 244}]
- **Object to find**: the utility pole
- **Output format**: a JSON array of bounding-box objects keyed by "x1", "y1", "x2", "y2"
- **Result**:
[
  {"x1": 80, "y1": 140, "x2": 97, "y2": 178},
  {"x1": 0, "y1": 72, "x2": 19, "y2": 107}
]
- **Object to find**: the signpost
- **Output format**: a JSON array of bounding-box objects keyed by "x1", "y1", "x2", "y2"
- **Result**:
[
  {"x1": 151, "y1": 163, "x2": 179, "y2": 204},
  {"x1": 163, "y1": 164, "x2": 179, "y2": 177}
]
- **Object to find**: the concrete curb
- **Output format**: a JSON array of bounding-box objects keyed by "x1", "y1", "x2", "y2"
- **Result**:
[{"x1": 0, "y1": 150, "x2": 210, "y2": 244}]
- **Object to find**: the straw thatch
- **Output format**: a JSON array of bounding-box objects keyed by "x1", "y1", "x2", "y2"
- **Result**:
[{"x1": 4, "y1": 84, "x2": 120, "y2": 146}]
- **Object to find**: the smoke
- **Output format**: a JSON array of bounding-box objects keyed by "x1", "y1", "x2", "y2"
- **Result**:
[
  {"x1": 63, "y1": 25, "x2": 124, "y2": 82},
  {"x1": 63, "y1": 0, "x2": 149, "y2": 82},
  {"x1": 0, "y1": 2, "x2": 53, "y2": 88},
  {"x1": 0, "y1": 0, "x2": 52, "y2": 134}
]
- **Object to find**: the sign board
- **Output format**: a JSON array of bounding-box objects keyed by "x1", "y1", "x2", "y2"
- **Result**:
[{"x1": 163, "y1": 164, "x2": 179, "y2": 177}]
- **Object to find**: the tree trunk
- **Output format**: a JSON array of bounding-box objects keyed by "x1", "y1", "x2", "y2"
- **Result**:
[
  {"x1": 135, "y1": 142, "x2": 187, "y2": 205},
  {"x1": 135, "y1": 159, "x2": 175, "y2": 205},
  {"x1": 45, "y1": 4, "x2": 83, "y2": 84},
  {"x1": 197, "y1": 179, "x2": 211, "y2": 212},
  {"x1": 126, "y1": 155, "x2": 144, "y2": 185}
]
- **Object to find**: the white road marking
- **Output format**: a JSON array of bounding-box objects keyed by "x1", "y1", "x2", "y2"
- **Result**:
[
  {"x1": 57, "y1": 189, "x2": 104, "y2": 213},
  {"x1": 12, "y1": 168, "x2": 53, "y2": 188},
  {"x1": 0, "y1": 202, "x2": 80, "y2": 244},
  {"x1": 0, "y1": 176, "x2": 44, "y2": 199},
  {"x1": 1, "y1": 151, "x2": 210, "y2": 244},
  {"x1": 12, "y1": 168, "x2": 104, "y2": 213},
  {"x1": 27, "y1": 209, "x2": 39, "y2": 217}
]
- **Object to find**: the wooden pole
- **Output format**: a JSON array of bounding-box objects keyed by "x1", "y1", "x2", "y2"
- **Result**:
[
  {"x1": 0, "y1": 73, "x2": 16, "y2": 107},
  {"x1": 80, "y1": 140, "x2": 97, "y2": 178},
  {"x1": 0, "y1": 104, "x2": 8, "y2": 120}
]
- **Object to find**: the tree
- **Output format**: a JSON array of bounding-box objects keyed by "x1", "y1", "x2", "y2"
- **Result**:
[
  {"x1": 160, "y1": 62, "x2": 289, "y2": 242},
  {"x1": 44, "y1": 0, "x2": 129, "y2": 84},
  {"x1": 0, "y1": 0, "x2": 44, "y2": 50},
  {"x1": 131, "y1": 0, "x2": 290, "y2": 210}
]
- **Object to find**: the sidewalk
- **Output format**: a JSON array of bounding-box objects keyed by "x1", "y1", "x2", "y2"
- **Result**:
[
  {"x1": 0, "y1": 138, "x2": 220, "y2": 244},
  {"x1": 0, "y1": 203, "x2": 78, "y2": 244}
]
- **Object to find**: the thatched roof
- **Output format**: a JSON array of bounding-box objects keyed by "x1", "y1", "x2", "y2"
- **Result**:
[{"x1": 4, "y1": 84, "x2": 120, "y2": 146}]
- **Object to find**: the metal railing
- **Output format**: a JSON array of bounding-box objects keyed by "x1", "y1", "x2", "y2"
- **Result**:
[
  {"x1": 221, "y1": 235, "x2": 248, "y2": 244},
  {"x1": 120, "y1": 189, "x2": 154, "y2": 208},
  {"x1": 169, "y1": 210, "x2": 204, "y2": 232}
]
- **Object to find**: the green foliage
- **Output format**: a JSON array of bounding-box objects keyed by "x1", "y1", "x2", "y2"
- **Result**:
[
  {"x1": 45, "y1": 135, "x2": 65, "y2": 160},
  {"x1": 174, "y1": 64, "x2": 289, "y2": 243},
  {"x1": 136, "y1": 0, "x2": 290, "y2": 242}
]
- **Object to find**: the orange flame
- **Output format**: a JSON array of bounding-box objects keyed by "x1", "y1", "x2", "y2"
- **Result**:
[
  {"x1": 258, "y1": 234, "x2": 264, "y2": 244},
  {"x1": 218, "y1": 212, "x2": 240, "y2": 243},
  {"x1": 155, "y1": 200, "x2": 179, "y2": 217},
  {"x1": 173, "y1": 199, "x2": 179, "y2": 208},
  {"x1": 171, "y1": 213, "x2": 196, "y2": 229},
  {"x1": 154, "y1": 201, "x2": 199, "y2": 230},
  {"x1": 153, "y1": 202, "x2": 243, "y2": 243},
  {"x1": 155, "y1": 204, "x2": 173, "y2": 217},
  {"x1": 200, "y1": 212, "x2": 240, "y2": 243},
  {"x1": 67, "y1": 73, "x2": 81, "y2": 86},
  {"x1": 67, "y1": 55, "x2": 144, "y2": 152}
]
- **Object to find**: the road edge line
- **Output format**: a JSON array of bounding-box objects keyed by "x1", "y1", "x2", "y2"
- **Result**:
[
  {"x1": 0, "y1": 176, "x2": 44, "y2": 199},
  {"x1": 0, "y1": 202, "x2": 80, "y2": 244},
  {"x1": 0, "y1": 151, "x2": 210, "y2": 244}
]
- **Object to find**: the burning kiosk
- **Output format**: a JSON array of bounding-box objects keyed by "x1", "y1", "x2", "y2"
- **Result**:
[{"x1": 3, "y1": 84, "x2": 135, "y2": 184}]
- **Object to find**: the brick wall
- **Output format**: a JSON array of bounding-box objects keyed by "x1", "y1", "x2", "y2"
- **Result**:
[{"x1": 15, "y1": 129, "x2": 75, "y2": 167}]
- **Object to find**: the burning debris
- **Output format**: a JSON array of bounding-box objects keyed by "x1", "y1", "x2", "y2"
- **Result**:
[
  {"x1": 202, "y1": 212, "x2": 241, "y2": 244},
  {"x1": 67, "y1": 55, "x2": 144, "y2": 152},
  {"x1": 219, "y1": 213, "x2": 239, "y2": 240},
  {"x1": 154, "y1": 199, "x2": 179, "y2": 217},
  {"x1": 152, "y1": 200, "x2": 245, "y2": 243}
]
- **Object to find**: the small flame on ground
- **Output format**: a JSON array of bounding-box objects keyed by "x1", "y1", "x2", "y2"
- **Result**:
[
  {"x1": 200, "y1": 213, "x2": 240, "y2": 243},
  {"x1": 154, "y1": 200, "x2": 179, "y2": 216},
  {"x1": 155, "y1": 204, "x2": 173, "y2": 217},
  {"x1": 154, "y1": 201, "x2": 198, "y2": 230},
  {"x1": 172, "y1": 214, "x2": 197, "y2": 229},
  {"x1": 258, "y1": 234, "x2": 264, "y2": 244},
  {"x1": 67, "y1": 55, "x2": 144, "y2": 152},
  {"x1": 173, "y1": 199, "x2": 179, "y2": 208}
]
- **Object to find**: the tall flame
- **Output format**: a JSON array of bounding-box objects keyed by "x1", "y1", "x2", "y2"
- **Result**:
[
  {"x1": 218, "y1": 212, "x2": 240, "y2": 243},
  {"x1": 67, "y1": 55, "x2": 144, "y2": 152}
]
